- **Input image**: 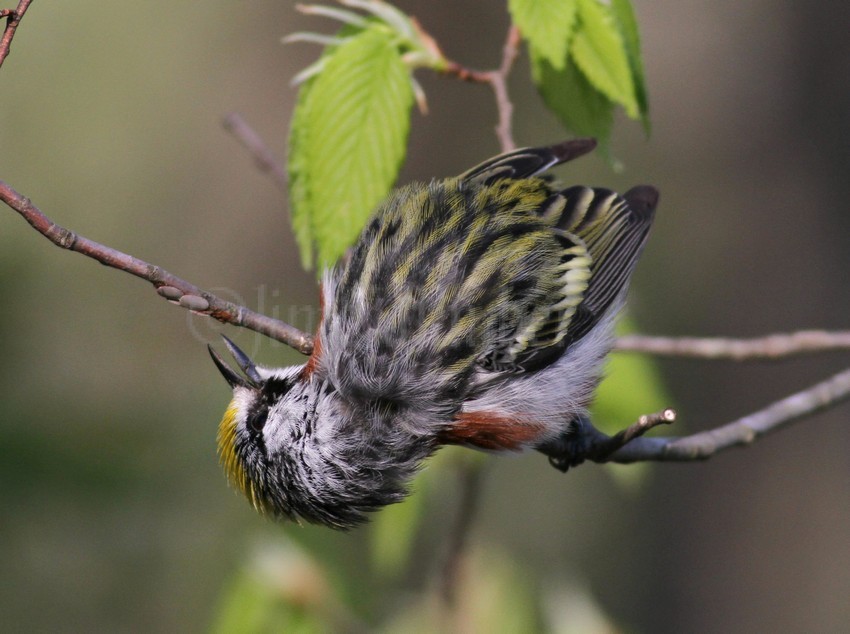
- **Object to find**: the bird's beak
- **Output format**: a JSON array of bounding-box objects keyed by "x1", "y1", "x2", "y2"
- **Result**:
[{"x1": 208, "y1": 335, "x2": 262, "y2": 389}]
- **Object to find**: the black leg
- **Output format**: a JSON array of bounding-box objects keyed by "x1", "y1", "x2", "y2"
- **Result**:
[{"x1": 536, "y1": 415, "x2": 593, "y2": 473}]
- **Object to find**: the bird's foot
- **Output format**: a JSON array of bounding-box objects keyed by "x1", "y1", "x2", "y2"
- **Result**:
[{"x1": 537, "y1": 415, "x2": 593, "y2": 473}]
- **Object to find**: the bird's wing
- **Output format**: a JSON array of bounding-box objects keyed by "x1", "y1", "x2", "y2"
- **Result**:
[
  {"x1": 481, "y1": 183, "x2": 657, "y2": 373},
  {"x1": 553, "y1": 184, "x2": 658, "y2": 344},
  {"x1": 319, "y1": 141, "x2": 656, "y2": 409}
]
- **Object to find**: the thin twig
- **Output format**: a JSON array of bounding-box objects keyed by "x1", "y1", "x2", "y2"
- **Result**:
[
  {"x1": 587, "y1": 366, "x2": 850, "y2": 463},
  {"x1": 442, "y1": 25, "x2": 521, "y2": 152},
  {"x1": 0, "y1": 0, "x2": 33, "y2": 69},
  {"x1": 489, "y1": 25, "x2": 521, "y2": 152},
  {"x1": 222, "y1": 113, "x2": 289, "y2": 193},
  {"x1": 616, "y1": 331, "x2": 850, "y2": 360},
  {"x1": 0, "y1": 180, "x2": 315, "y2": 355},
  {"x1": 588, "y1": 408, "x2": 677, "y2": 460}
]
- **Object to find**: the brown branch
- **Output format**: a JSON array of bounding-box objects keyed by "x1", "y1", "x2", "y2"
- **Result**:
[
  {"x1": 587, "y1": 408, "x2": 677, "y2": 460},
  {"x1": 582, "y1": 366, "x2": 850, "y2": 464},
  {"x1": 616, "y1": 331, "x2": 850, "y2": 360},
  {"x1": 0, "y1": 0, "x2": 33, "y2": 69},
  {"x1": 5, "y1": 0, "x2": 847, "y2": 522},
  {"x1": 489, "y1": 25, "x2": 521, "y2": 152},
  {"x1": 222, "y1": 113, "x2": 289, "y2": 193},
  {"x1": 8, "y1": 12, "x2": 848, "y2": 632},
  {"x1": 0, "y1": 179, "x2": 315, "y2": 355},
  {"x1": 442, "y1": 25, "x2": 521, "y2": 153}
]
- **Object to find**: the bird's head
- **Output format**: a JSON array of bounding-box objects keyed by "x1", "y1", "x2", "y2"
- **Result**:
[{"x1": 208, "y1": 336, "x2": 424, "y2": 529}]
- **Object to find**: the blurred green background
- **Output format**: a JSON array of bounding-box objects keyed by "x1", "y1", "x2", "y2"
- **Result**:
[{"x1": 2, "y1": 1, "x2": 849, "y2": 632}]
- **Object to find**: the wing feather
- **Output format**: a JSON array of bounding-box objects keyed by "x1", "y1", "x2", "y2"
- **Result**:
[
  {"x1": 321, "y1": 141, "x2": 657, "y2": 407},
  {"x1": 480, "y1": 183, "x2": 657, "y2": 373},
  {"x1": 461, "y1": 138, "x2": 597, "y2": 185}
]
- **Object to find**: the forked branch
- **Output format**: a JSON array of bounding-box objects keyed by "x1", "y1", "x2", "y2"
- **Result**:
[
  {"x1": 0, "y1": 0, "x2": 33, "y2": 69},
  {"x1": 3, "y1": 176, "x2": 849, "y2": 456},
  {"x1": 3, "y1": 11, "x2": 850, "y2": 615},
  {"x1": 442, "y1": 25, "x2": 522, "y2": 152},
  {"x1": 583, "y1": 366, "x2": 850, "y2": 463}
]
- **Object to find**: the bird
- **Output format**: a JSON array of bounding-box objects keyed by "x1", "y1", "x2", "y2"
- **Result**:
[{"x1": 209, "y1": 138, "x2": 658, "y2": 529}]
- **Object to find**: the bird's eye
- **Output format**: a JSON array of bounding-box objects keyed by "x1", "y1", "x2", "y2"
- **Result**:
[
  {"x1": 247, "y1": 404, "x2": 269, "y2": 434},
  {"x1": 246, "y1": 377, "x2": 291, "y2": 437}
]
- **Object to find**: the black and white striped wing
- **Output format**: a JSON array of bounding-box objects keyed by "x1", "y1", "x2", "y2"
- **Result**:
[
  {"x1": 461, "y1": 138, "x2": 597, "y2": 186},
  {"x1": 482, "y1": 184, "x2": 657, "y2": 373}
]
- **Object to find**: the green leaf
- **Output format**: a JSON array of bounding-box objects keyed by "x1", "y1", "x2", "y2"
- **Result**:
[
  {"x1": 288, "y1": 27, "x2": 414, "y2": 270},
  {"x1": 610, "y1": 0, "x2": 650, "y2": 130},
  {"x1": 288, "y1": 78, "x2": 316, "y2": 270},
  {"x1": 287, "y1": 24, "x2": 360, "y2": 271},
  {"x1": 570, "y1": 0, "x2": 638, "y2": 118},
  {"x1": 508, "y1": 0, "x2": 578, "y2": 70},
  {"x1": 531, "y1": 45, "x2": 614, "y2": 147}
]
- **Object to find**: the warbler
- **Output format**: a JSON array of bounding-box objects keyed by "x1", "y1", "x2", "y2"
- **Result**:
[{"x1": 210, "y1": 139, "x2": 658, "y2": 529}]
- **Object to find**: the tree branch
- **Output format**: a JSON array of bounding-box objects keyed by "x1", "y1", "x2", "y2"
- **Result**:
[
  {"x1": 616, "y1": 331, "x2": 850, "y2": 360},
  {"x1": 0, "y1": 0, "x2": 33, "y2": 69},
  {"x1": 0, "y1": 179, "x2": 315, "y2": 355},
  {"x1": 586, "y1": 408, "x2": 677, "y2": 460},
  {"x1": 582, "y1": 366, "x2": 850, "y2": 463},
  {"x1": 6, "y1": 171, "x2": 845, "y2": 464},
  {"x1": 3, "y1": 1, "x2": 846, "y2": 479}
]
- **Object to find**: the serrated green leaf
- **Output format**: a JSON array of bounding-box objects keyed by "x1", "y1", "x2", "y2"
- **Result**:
[
  {"x1": 531, "y1": 45, "x2": 614, "y2": 148},
  {"x1": 288, "y1": 24, "x2": 361, "y2": 271},
  {"x1": 610, "y1": 0, "x2": 650, "y2": 131},
  {"x1": 289, "y1": 27, "x2": 413, "y2": 270},
  {"x1": 508, "y1": 0, "x2": 578, "y2": 70},
  {"x1": 570, "y1": 0, "x2": 638, "y2": 118},
  {"x1": 288, "y1": 79, "x2": 316, "y2": 270}
]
